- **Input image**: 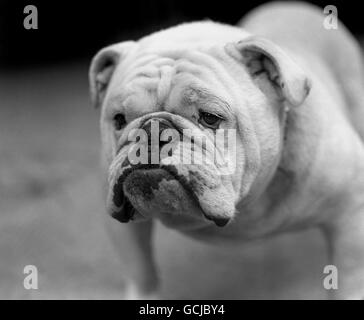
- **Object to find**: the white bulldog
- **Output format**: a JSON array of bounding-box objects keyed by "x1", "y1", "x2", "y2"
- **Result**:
[{"x1": 89, "y1": 2, "x2": 364, "y2": 299}]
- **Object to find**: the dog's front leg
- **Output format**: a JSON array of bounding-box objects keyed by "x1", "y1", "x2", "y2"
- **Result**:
[
  {"x1": 105, "y1": 217, "x2": 159, "y2": 299},
  {"x1": 322, "y1": 209, "x2": 364, "y2": 299}
]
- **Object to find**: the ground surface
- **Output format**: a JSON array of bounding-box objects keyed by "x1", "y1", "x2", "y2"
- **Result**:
[{"x1": 0, "y1": 62, "x2": 327, "y2": 299}]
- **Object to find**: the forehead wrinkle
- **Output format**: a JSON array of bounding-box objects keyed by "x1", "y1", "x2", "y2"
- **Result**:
[
  {"x1": 157, "y1": 65, "x2": 174, "y2": 106},
  {"x1": 182, "y1": 86, "x2": 232, "y2": 113}
]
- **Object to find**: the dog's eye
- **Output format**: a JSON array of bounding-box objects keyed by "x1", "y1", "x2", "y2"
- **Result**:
[
  {"x1": 113, "y1": 113, "x2": 126, "y2": 130},
  {"x1": 199, "y1": 111, "x2": 223, "y2": 129}
]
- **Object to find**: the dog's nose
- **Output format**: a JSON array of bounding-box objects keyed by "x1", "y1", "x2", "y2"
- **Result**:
[{"x1": 141, "y1": 117, "x2": 176, "y2": 149}]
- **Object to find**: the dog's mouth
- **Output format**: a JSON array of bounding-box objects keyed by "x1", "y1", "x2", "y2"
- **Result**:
[
  {"x1": 107, "y1": 162, "x2": 234, "y2": 227},
  {"x1": 108, "y1": 163, "x2": 197, "y2": 221}
]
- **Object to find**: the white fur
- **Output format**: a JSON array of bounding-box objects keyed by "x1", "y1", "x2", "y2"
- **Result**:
[{"x1": 90, "y1": 2, "x2": 364, "y2": 299}]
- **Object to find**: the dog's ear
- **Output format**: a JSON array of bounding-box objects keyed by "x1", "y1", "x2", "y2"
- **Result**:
[
  {"x1": 89, "y1": 41, "x2": 135, "y2": 109},
  {"x1": 226, "y1": 36, "x2": 311, "y2": 106}
]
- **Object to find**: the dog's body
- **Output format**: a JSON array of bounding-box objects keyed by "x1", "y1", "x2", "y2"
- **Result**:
[{"x1": 90, "y1": 2, "x2": 364, "y2": 299}]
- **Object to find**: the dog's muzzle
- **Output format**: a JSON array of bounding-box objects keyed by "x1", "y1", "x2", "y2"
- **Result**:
[
  {"x1": 107, "y1": 115, "x2": 233, "y2": 227},
  {"x1": 109, "y1": 117, "x2": 182, "y2": 223}
]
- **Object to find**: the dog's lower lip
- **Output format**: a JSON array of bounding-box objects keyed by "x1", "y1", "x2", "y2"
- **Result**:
[
  {"x1": 110, "y1": 178, "x2": 136, "y2": 223},
  {"x1": 112, "y1": 163, "x2": 226, "y2": 227},
  {"x1": 111, "y1": 203, "x2": 135, "y2": 222},
  {"x1": 110, "y1": 164, "x2": 168, "y2": 223},
  {"x1": 120, "y1": 163, "x2": 180, "y2": 185},
  {"x1": 112, "y1": 164, "x2": 189, "y2": 210}
]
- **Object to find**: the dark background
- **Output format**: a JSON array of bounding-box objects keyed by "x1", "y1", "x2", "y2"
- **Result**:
[{"x1": 0, "y1": 0, "x2": 357, "y2": 68}]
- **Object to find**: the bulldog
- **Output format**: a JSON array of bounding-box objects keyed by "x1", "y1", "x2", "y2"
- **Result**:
[{"x1": 89, "y1": 2, "x2": 364, "y2": 299}]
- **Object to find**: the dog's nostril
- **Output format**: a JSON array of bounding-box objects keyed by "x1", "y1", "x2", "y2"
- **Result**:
[
  {"x1": 141, "y1": 118, "x2": 178, "y2": 150},
  {"x1": 159, "y1": 134, "x2": 173, "y2": 149}
]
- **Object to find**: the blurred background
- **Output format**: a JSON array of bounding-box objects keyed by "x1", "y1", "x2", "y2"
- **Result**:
[{"x1": 0, "y1": 0, "x2": 359, "y2": 299}]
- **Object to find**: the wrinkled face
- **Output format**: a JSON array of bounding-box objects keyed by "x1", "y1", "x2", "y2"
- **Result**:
[
  {"x1": 103, "y1": 49, "x2": 247, "y2": 230},
  {"x1": 90, "y1": 25, "x2": 310, "y2": 231}
]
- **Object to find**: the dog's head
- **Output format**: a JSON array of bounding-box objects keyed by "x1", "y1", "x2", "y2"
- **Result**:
[{"x1": 89, "y1": 22, "x2": 310, "y2": 230}]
